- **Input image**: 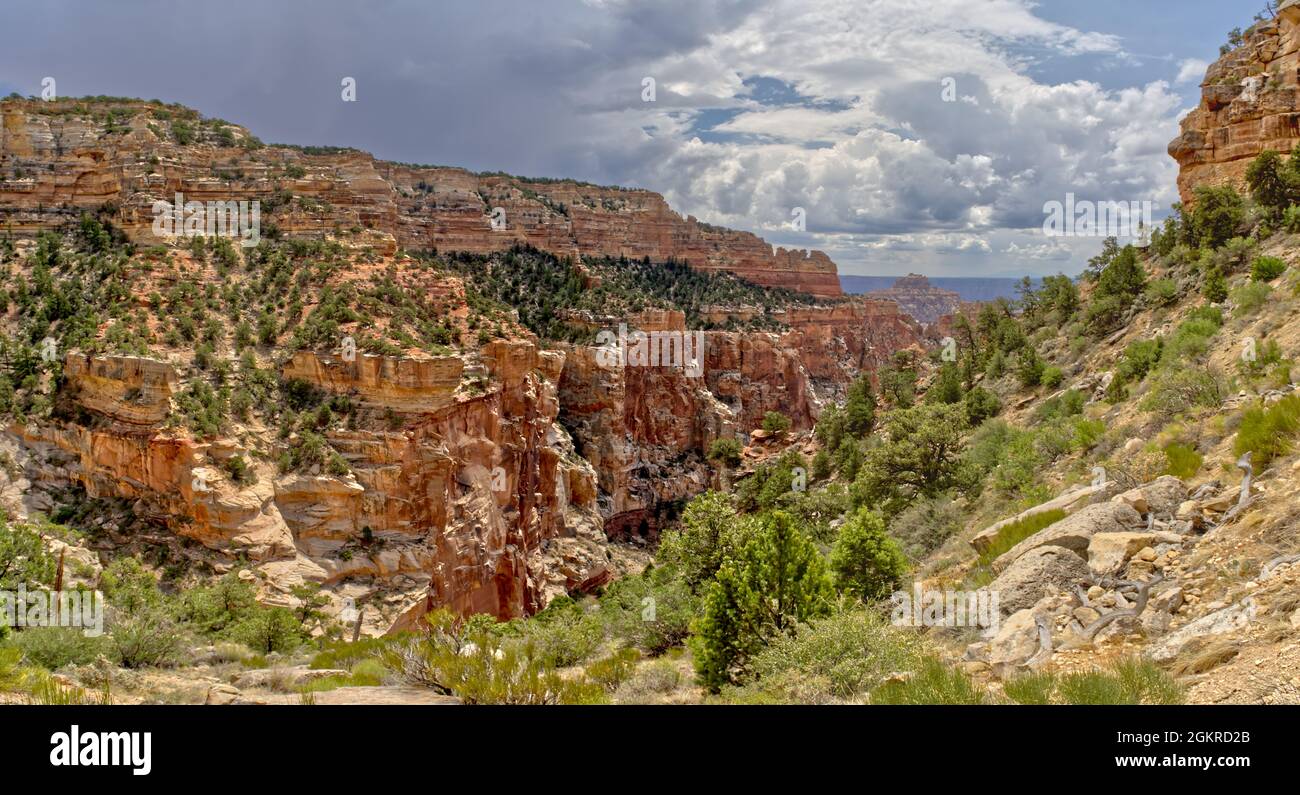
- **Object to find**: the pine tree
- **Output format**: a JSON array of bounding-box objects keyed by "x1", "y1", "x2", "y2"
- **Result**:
[
  {"x1": 691, "y1": 511, "x2": 833, "y2": 691},
  {"x1": 830, "y1": 508, "x2": 909, "y2": 603}
]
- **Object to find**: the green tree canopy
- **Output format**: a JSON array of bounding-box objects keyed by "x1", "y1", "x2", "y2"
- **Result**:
[{"x1": 690, "y1": 510, "x2": 834, "y2": 691}]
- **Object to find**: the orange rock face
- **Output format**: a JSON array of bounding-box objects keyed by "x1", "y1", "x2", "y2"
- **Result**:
[
  {"x1": 0, "y1": 98, "x2": 842, "y2": 297},
  {"x1": 1169, "y1": 7, "x2": 1300, "y2": 205},
  {"x1": 19, "y1": 346, "x2": 612, "y2": 629},
  {"x1": 775, "y1": 299, "x2": 924, "y2": 385},
  {"x1": 558, "y1": 302, "x2": 925, "y2": 539}
]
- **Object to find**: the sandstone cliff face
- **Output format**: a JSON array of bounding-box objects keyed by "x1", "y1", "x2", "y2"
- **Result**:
[
  {"x1": 0, "y1": 98, "x2": 841, "y2": 297},
  {"x1": 1169, "y1": 4, "x2": 1300, "y2": 205},
  {"x1": 555, "y1": 301, "x2": 926, "y2": 540},
  {"x1": 775, "y1": 299, "x2": 923, "y2": 385},
  {"x1": 558, "y1": 345, "x2": 727, "y2": 541},
  {"x1": 16, "y1": 342, "x2": 618, "y2": 631}
]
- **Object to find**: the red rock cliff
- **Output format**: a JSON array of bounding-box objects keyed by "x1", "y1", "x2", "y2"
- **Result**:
[
  {"x1": 1169, "y1": 4, "x2": 1300, "y2": 205},
  {"x1": 0, "y1": 98, "x2": 842, "y2": 297}
]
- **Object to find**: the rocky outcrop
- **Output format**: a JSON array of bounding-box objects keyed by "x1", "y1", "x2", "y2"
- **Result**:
[
  {"x1": 970, "y1": 483, "x2": 1106, "y2": 555},
  {"x1": 990, "y1": 502, "x2": 1143, "y2": 575},
  {"x1": 988, "y1": 546, "x2": 1091, "y2": 616},
  {"x1": 16, "y1": 344, "x2": 617, "y2": 629},
  {"x1": 0, "y1": 98, "x2": 841, "y2": 297},
  {"x1": 775, "y1": 300, "x2": 924, "y2": 387},
  {"x1": 865, "y1": 274, "x2": 964, "y2": 326},
  {"x1": 62, "y1": 354, "x2": 177, "y2": 426},
  {"x1": 281, "y1": 351, "x2": 462, "y2": 413},
  {"x1": 1169, "y1": 4, "x2": 1300, "y2": 204},
  {"x1": 558, "y1": 344, "x2": 732, "y2": 541}
]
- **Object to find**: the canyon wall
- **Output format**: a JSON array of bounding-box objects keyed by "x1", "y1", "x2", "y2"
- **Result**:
[
  {"x1": 16, "y1": 344, "x2": 618, "y2": 633},
  {"x1": 0, "y1": 98, "x2": 841, "y2": 297},
  {"x1": 0, "y1": 99, "x2": 935, "y2": 631},
  {"x1": 1169, "y1": 3, "x2": 1300, "y2": 205}
]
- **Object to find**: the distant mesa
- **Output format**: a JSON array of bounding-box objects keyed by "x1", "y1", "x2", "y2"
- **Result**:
[
  {"x1": 0, "y1": 96, "x2": 842, "y2": 298},
  {"x1": 861, "y1": 273, "x2": 965, "y2": 326}
]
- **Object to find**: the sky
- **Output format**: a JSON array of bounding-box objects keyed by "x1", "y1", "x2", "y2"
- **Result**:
[{"x1": 0, "y1": 0, "x2": 1271, "y2": 278}]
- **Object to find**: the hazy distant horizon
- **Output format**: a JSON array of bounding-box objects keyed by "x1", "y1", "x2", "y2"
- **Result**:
[{"x1": 839, "y1": 274, "x2": 1040, "y2": 303}]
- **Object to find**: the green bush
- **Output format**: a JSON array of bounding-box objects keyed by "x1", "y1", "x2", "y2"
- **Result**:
[
  {"x1": 784, "y1": 484, "x2": 850, "y2": 545},
  {"x1": 310, "y1": 635, "x2": 405, "y2": 670},
  {"x1": 1117, "y1": 338, "x2": 1163, "y2": 383},
  {"x1": 1203, "y1": 264, "x2": 1228, "y2": 302},
  {"x1": 1284, "y1": 205, "x2": 1300, "y2": 233},
  {"x1": 1071, "y1": 417, "x2": 1106, "y2": 451},
  {"x1": 300, "y1": 658, "x2": 388, "y2": 692},
  {"x1": 1187, "y1": 185, "x2": 1246, "y2": 249},
  {"x1": 728, "y1": 610, "x2": 925, "y2": 703},
  {"x1": 1034, "y1": 389, "x2": 1085, "y2": 423},
  {"x1": 852, "y1": 403, "x2": 968, "y2": 515},
  {"x1": 1234, "y1": 394, "x2": 1300, "y2": 466},
  {"x1": 1007, "y1": 657, "x2": 1182, "y2": 705},
  {"x1": 829, "y1": 508, "x2": 908, "y2": 603},
  {"x1": 232, "y1": 606, "x2": 305, "y2": 655},
  {"x1": 811, "y1": 449, "x2": 833, "y2": 481},
  {"x1": 1140, "y1": 369, "x2": 1225, "y2": 419},
  {"x1": 657, "y1": 491, "x2": 755, "y2": 591},
  {"x1": 1231, "y1": 281, "x2": 1271, "y2": 318},
  {"x1": 1040, "y1": 366, "x2": 1064, "y2": 389},
  {"x1": 1144, "y1": 278, "x2": 1178, "y2": 307},
  {"x1": 761, "y1": 411, "x2": 792, "y2": 434},
  {"x1": 110, "y1": 608, "x2": 186, "y2": 669},
  {"x1": 385, "y1": 610, "x2": 605, "y2": 704},
  {"x1": 888, "y1": 495, "x2": 964, "y2": 558},
  {"x1": 870, "y1": 658, "x2": 987, "y2": 705},
  {"x1": 9, "y1": 626, "x2": 111, "y2": 670},
  {"x1": 1016, "y1": 348, "x2": 1045, "y2": 387},
  {"x1": 585, "y1": 648, "x2": 641, "y2": 690},
  {"x1": 519, "y1": 598, "x2": 604, "y2": 668},
  {"x1": 0, "y1": 520, "x2": 54, "y2": 589},
  {"x1": 1251, "y1": 255, "x2": 1287, "y2": 282},
  {"x1": 962, "y1": 386, "x2": 1001, "y2": 425},
  {"x1": 598, "y1": 568, "x2": 695, "y2": 655},
  {"x1": 1164, "y1": 443, "x2": 1204, "y2": 478},
  {"x1": 974, "y1": 508, "x2": 1067, "y2": 569},
  {"x1": 690, "y1": 511, "x2": 833, "y2": 692},
  {"x1": 706, "y1": 437, "x2": 743, "y2": 468}
]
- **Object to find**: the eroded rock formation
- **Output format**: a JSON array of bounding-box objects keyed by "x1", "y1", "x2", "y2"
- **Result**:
[
  {"x1": 0, "y1": 98, "x2": 841, "y2": 297},
  {"x1": 1169, "y1": 3, "x2": 1300, "y2": 205},
  {"x1": 864, "y1": 274, "x2": 965, "y2": 327}
]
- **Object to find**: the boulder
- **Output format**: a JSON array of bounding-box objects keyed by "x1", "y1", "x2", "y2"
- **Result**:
[
  {"x1": 991, "y1": 501, "x2": 1143, "y2": 574},
  {"x1": 970, "y1": 483, "x2": 1104, "y2": 554},
  {"x1": 989, "y1": 546, "x2": 1090, "y2": 615},
  {"x1": 1149, "y1": 598, "x2": 1259, "y2": 662},
  {"x1": 1088, "y1": 531, "x2": 1184, "y2": 576},
  {"x1": 1111, "y1": 476, "x2": 1188, "y2": 517},
  {"x1": 982, "y1": 609, "x2": 1041, "y2": 669},
  {"x1": 205, "y1": 684, "x2": 242, "y2": 706}
]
